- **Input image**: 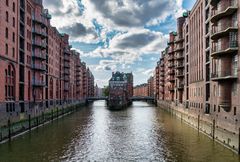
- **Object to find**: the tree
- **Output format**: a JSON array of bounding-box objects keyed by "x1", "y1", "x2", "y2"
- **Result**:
[{"x1": 103, "y1": 86, "x2": 109, "y2": 97}]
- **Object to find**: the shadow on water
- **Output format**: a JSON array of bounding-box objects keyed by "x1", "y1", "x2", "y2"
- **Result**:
[{"x1": 0, "y1": 100, "x2": 239, "y2": 162}]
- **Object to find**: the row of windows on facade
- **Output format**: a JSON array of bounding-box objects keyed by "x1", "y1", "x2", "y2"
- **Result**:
[
  {"x1": 5, "y1": 0, "x2": 16, "y2": 13},
  {"x1": 189, "y1": 102, "x2": 237, "y2": 116}
]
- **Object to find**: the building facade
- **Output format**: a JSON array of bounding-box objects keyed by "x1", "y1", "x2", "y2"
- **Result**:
[
  {"x1": 154, "y1": 0, "x2": 240, "y2": 153},
  {"x1": 0, "y1": 0, "x2": 94, "y2": 126},
  {"x1": 133, "y1": 84, "x2": 148, "y2": 97}
]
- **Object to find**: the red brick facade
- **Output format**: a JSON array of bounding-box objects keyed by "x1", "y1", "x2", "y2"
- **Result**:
[
  {"x1": 0, "y1": 0, "x2": 94, "y2": 125},
  {"x1": 153, "y1": 0, "x2": 240, "y2": 151}
]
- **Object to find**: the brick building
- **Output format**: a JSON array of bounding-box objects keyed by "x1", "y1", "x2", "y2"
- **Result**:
[
  {"x1": 154, "y1": 0, "x2": 240, "y2": 152},
  {"x1": 133, "y1": 84, "x2": 148, "y2": 97},
  {"x1": 0, "y1": 0, "x2": 94, "y2": 126}
]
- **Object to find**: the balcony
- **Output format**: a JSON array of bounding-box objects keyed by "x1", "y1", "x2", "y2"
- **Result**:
[
  {"x1": 32, "y1": 52, "x2": 46, "y2": 60},
  {"x1": 32, "y1": 16, "x2": 47, "y2": 27},
  {"x1": 169, "y1": 69, "x2": 175, "y2": 75},
  {"x1": 174, "y1": 37, "x2": 184, "y2": 43},
  {"x1": 64, "y1": 55, "x2": 70, "y2": 62},
  {"x1": 168, "y1": 55, "x2": 175, "y2": 61},
  {"x1": 64, "y1": 63, "x2": 70, "y2": 68},
  {"x1": 176, "y1": 63, "x2": 184, "y2": 69},
  {"x1": 219, "y1": 100, "x2": 231, "y2": 112},
  {"x1": 211, "y1": 0, "x2": 238, "y2": 23},
  {"x1": 169, "y1": 76, "x2": 175, "y2": 82},
  {"x1": 176, "y1": 72, "x2": 184, "y2": 78},
  {"x1": 211, "y1": 70, "x2": 238, "y2": 81},
  {"x1": 32, "y1": 80, "x2": 45, "y2": 87},
  {"x1": 64, "y1": 86, "x2": 69, "y2": 91},
  {"x1": 174, "y1": 46, "x2": 184, "y2": 52},
  {"x1": 32, "y1": 28, "x2": 47, "y2": 38},
  {"x1": 32, "y1": 63, "x2": 46, "y2": 71},
  {"x1": 175, "y1": 54, "x2": 184, "y2": 60},
  {"x1": 169, "y1": 63, "x2": 175, "y2": 68},
  {"x1": 168, "y1": 47, "x2": 174, "y2": 54},
  {"x1": 64, "y1": 76, "x2": 70, "y2": 81},
  {"x1": 32, "y1": 41, "x2": 47, "y2": 49},
  {"x1": 211, "y1": 22, "x2": 238, "y2": 40},
  {"x1": 160, "y1": 67, "x2": 164, "y2": 72},
  {"x1": 167, "y1": 40, "x2": 175, "y2": 45},
  {"x1": 168, "y1": 86, "x2": 175, "y2": 91},
  {"x1": 64, "y1": 49, "x2": 71, "y2": 55},
  {"x1": 211, "y1": 41, "x2": 238, "y2": 57},
  {"x1": 64, "y1": 69, "x2": 70, "y2": 75},
  {"x1": 177, "y1": 84, "x2": 184, "y2": 90}
]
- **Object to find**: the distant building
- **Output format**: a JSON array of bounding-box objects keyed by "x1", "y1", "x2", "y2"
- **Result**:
[
  {"x1": 134, "y1": 84, "x2": 148, "y2": 97},
  {"x1": 108, "y1": 72, "x2": 133, "y2": 109}
]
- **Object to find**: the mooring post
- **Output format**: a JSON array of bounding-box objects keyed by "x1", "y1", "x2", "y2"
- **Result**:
[
  {"x1": 51, "y1": 109, "x2": 53, "y2": 121},
  {"x1": 42, "y1": 112, "x2": 44, "y2": 124},
  {"x1": 197, "y1": 115, "x2": 200, "y2": 131},
  {"x1": 57, "y1": 107, "x2": 59, "y2": 118},
  {"x1": 238, "y1": 127, "x2": 240, "y2": 154},
  {"x1": 8, "y1": 119, "x2": 11, "y2": 140},
  {"x1": 28, "y1": 114, "x2": 31, "y2": 130},
  {"x1": 212, "y1": 119, "x2": 215, "y2": 140}
]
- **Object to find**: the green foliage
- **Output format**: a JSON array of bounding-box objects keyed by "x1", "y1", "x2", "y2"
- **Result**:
[{"x1": 103, "y1": 86, "x2": 109, "y2": 97}]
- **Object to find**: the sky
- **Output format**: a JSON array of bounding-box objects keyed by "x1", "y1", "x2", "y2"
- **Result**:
[{"x1": 43, "y1": 0, "x2": 196, "y2": 88}]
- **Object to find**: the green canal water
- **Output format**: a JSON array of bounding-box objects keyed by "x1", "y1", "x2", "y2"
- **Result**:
[{"x1": 0, "y1": 101, "x2": 239, "y2": 162}]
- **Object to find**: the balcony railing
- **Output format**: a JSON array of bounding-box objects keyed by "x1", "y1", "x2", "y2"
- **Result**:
[
  {"x1": 168, "y1": 55, "x2": 175, "y2": 61},
  {"x1": 219, "y1": 100, "x2": 231, "y2": 111},
  {"x1": 211, "y1": 41, "x2": 238, "y2": 57},
  {"x1": 32, "y1": 28, "x2": 47, "y2": 38},
  {"x1": 211, "y1": 21, "x2": 238, "y2": 39},
  {"x1": 64, "y1": 63, "x2": 70, "y2": 68},
  {"x1": 32, "y1": 41, "x2": 47, "y2": 49},
  {"x1": 174, "y1": 36, "x2": 184, "y2": 43},
  {"x1": 176, "y1": 63, "x2": 184, "y2": 68},
  {"x1": 176, "y1": 72, "x2": 184, "y2": 77},
  {"x1": 32, "y1": 63, "x2": 46, "y2": 71},
  {"x1": 32, "y1": 79, "x2": 45, "y2": 87},
  {"x1": 175, "y1": 54, "x2": 184, "y2": 60},
  {"x1": 177, "y1": 84, "x2": 184, "y2": 90},
  {"x1": 64, "y1": 49, "x2": 71, "y2": 55},
  {"x1": 32, "y1": 52, "x2": 46, "y2": 60},
  {"x1": 211, "y1": 69, "x2": 238, "y2": 81},
  {"x1": 168, "y1": 86, "x2": 175, "y2": 91},
  {"x1": 32, "y1": 16, "x2": 47, "y2": 27},
  {"x1": 169, "y1": 63, "x2": 175, "y2": 68},
  {"x1": 174, "y1": 46, "x2": 184, "y2": 52},
  {"x1": 211, "y1": 0, "x2": 238, "y2": 22}
]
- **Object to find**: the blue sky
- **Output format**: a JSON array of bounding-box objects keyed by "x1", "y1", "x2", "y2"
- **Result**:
[{"x1": 43, "y1": 0, "x2": 196, "y2": 87}]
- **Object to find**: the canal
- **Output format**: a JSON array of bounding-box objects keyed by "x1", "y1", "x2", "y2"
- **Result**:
[{"x1": 0, "y1": 101, "x2": 239, "y2": 162}]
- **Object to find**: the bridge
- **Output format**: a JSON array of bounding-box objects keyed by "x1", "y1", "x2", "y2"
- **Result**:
[
  {"x1": 131, "y1": 96, "x2": 155, "y2": 102},
  {"x1": 86, "y1": 97, "x2": 108, "y2": 101},
  {"x1": 86, "y1": 96, "x2": 156, "y2": 104}
]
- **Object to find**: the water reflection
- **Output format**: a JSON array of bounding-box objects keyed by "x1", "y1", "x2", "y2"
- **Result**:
[{"x1": 0, "y1": 101, "x2": 239, "y2": 162}]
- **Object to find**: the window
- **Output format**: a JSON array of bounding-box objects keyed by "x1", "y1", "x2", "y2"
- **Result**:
[
  {"x1": 12, "y1": 32, "x2": 15, "y2": 42},
  {"x1": 5, "y1": 44, "x2": 8, "y2": 55},
  {"x1": 5, "y1": 64, "x2": 15, "y2": 101},
  {"x1": 5, "y1": 28, "x2": 8, "y2": 39},
  {"x1": 6, "y1": 11, "x2": 9, "y2": 22},
  {"x1": 234, "y1": 107, "x2": 237, "y2": 115},
  {"x1": 6, "y1": 0, "x2": 9, "y2": 6},
  {"x1": 13, "y1": 17, "x2": 15, "y2": 27},
  {"x1": 12, "y1": 47, "x2": 15, "y2": 57},
  {"x1": 13, "y1": 2, "x2": 15, "y2": 12}
]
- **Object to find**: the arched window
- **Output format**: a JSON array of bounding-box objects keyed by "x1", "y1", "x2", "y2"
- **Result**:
[
  {"x1": 5, "y1": 64, "x2": 15, "y2": 112},
  {"x1": 5, "y1": 64, "x2": 15, "y2": 100}
]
